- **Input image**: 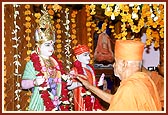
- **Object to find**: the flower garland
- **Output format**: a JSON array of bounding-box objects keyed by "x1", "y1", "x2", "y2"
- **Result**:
[
  {"x1": 63, "y1": 8, "x2": 72, "y2": 71},
  {"x1": 98, "y1": 3, "x2": 164, "y2": 47},
  {"x1": 30, "y1": 52, "x2": 70, "y2": 111},
  {"x1": 51, "y1": 4, "x2": 63, "y2": 61},
  {"x1": 85, "y1": 5, "x2": 94, "y2": 64},
  {"x1": 24, "y1": 4, "x2": 32, "y2": 56},
  {"x1": 71, "y1": 10, "x2": 78, "y2": 62},
  {"x1": 12, "y1": 4, "x2": 22, "y2": 111},
  {"x1": 73, "y1": 60, "x2": 102, "y2": 111}
]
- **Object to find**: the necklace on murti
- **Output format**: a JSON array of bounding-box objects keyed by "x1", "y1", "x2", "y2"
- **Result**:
[{"x1": 41, "y1": 57, "x2": 56, "y2": 78}]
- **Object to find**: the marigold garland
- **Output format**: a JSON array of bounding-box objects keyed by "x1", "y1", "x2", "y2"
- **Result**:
[{"x1": 24, "y1": 4, "x2": 32, "y2": 55}]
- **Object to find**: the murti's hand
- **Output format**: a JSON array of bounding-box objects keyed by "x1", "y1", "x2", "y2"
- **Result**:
[{"x1": 34, "y1": 76, "x2": 45, "y2": 86}]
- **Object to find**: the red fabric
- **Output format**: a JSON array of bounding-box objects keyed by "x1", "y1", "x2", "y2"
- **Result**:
[{"x1": 74, "y1": 44, "x2": 89, "y2": 55}]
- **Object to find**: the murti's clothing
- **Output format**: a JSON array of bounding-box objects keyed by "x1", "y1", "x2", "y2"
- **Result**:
[
  {"x1": 94, "y1": 32, "x2": 113, "y2": 63},
  {"x1": 107, "y1": 72, "x2": 162, "y2": 111},
  {"x1": 71, "y1": 60, "x2": 102, "y2": 111},
  {"x1": 22, "y1": 53, "x2": 64, "y2": 111}
]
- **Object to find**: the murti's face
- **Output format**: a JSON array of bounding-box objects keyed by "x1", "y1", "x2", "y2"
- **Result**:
[
  {"x1": 39, "y1": 40, "x2": 55, "y2": 58},
  {"x1": 76, "y1": 52, "x2": 90, "y2": 65}
]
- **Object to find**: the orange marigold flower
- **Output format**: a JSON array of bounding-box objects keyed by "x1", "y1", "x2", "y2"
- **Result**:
[
  {"x1": 72, "y1": 24, "x2": 76, "y2": 28},
  {"x1": 48, "y1": 9, "x2": 54, "y2": 16},
  {"x1": 25, "y1": 5, "x2": 30, "y2": 9},
  {"x1": 24, "y1": 10, "x2": 31, "y2": 15}
]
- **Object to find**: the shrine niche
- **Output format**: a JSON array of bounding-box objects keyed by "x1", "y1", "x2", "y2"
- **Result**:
[{"x1": 3, "y1": 3, "x2": 165, "y2": 111}]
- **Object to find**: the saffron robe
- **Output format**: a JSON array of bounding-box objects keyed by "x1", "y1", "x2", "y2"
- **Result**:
[
  {"x1": 149, "y1": 71, "x2": 164, "y2": 109},
  {"x1": 94, "y1": 32, "x2": 114, "y2": 63},
  {"x1": 107, "y1": 72, "x2": 161, "y2": 111}
]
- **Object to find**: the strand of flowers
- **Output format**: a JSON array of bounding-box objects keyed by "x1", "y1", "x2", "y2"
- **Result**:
[
  {"x1": 85, "y1": 5, "x2": 94, "y2": 64},
  {"x1": 12, "y1": 4, "x2": 22, "y2": 111},
  {"x1": 24, "y1": 4, "x2": 32, "y2": 56},
  {"x1": 52, "y1": 4, "x2": 63, "y2": 61},
  {"x1": 143, "y1": 4, "x2": 164, "y2": 47},
  {"x1": 70, "y1": 10, "x2": 78, "y2": 62},
  {"x1": 62, "y1": 8, "x2": 74, "y2": 111},
  {"x1": 63, "y1": 8, "x2": 72, "y2": 71}
]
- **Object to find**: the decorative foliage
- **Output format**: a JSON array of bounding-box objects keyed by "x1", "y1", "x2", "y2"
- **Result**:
[{"x1": 91, "y1": 3, "x2": 164, "y2": 48}]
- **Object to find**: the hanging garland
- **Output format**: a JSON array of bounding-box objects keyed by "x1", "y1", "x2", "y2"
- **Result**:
[
  {"x1": 94, "y1": 3, "x2": 164, "y2": 48},
  {"x1": 70, "y1": 10, "x2": 78, "y2": 62},
  {"x1": 52, "y1": 4, "x2": 63, "y2": 61},
  {"x1": 85, "y1": 5, "x2": 94, "y2": 64},
  {"x1": 12, "y1": 4, "x2": 22, "y2": 111},
  {"x1": 24, "y1": 4, "x2": 32, "y2": 56},
  {"x1": 63, "y1": 8, "x2": 72, "y2": 71}
]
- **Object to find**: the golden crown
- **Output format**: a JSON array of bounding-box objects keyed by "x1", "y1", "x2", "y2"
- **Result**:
[{"x1": 35, "y1": 10, "x2": 55, "y2": 44}]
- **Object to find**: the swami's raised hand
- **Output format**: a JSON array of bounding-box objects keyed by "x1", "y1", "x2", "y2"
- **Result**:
[{"x1": 75, "y1": 74, "x2": 90, "y2": 89}]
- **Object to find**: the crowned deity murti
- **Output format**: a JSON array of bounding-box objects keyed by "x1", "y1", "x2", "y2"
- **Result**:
[{"x1": 21, "y1": 10, "x2": 70, "y2": 111}]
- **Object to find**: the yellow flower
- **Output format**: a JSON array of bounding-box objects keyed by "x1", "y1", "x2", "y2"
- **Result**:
[
  {"x1": 72, "y1": 29, "x2": 76, "y2": 34},
  {"x1": 56, "y1": 39, "x2": 61, "y2": 43},
  {"x1": 25, "y1": 5, "x2": 30, "y2": 9},
  {"x1": 56, "y1": 19, "x2": 61, "y2": 23},
  {"x1": 57, "y1": 49, "x2": 62, "y2": 53},
  {"x1": 52, "y1": 4, "x2": 62, "y2": 11},
  {"x1": 26, "y1": 43, "x2": 32, "y2": 48},
  {"x1": 71, "y1": 13, "x2": 76, "y2": 18},
  {"x1": 24, "y1": 10, "x2": 31, "y2": 15},
  {"x1": 57, "y1": 54, "x2": 62, "y2": 59},
  {"x1": 55, "y1": 24, "x2": 61, "y2": 29},
  {"x1": 88, "y1": 43, "x2": 92, "y2": 47},
  {"x1": 34, "y1": 13, "x2": 41, "y2": 19},
  {"x1": 56, "y1": 30, "x2": 62, "y2": 34},
  {"x1": 72, "y1": 39, "x2": 78, "y2": 44},
  {"x1": 71, "y1": 35, "x2": 76, "y2": 39},
  {"x1": 87, "y1": 28, "x2": 92, "y2": 32},
  {"x1": 85, "y1": 5, "x2": 90, "y2": 10},
  {"x1": 87, "y1": 33, "x2": 91, "y2": 36},
  {"x1": 25, "y1": 16, "x2": 31, "y2": 21},
  {"x1": 57, "y1": 35, "x2": 61, "y2": 39},
  {"x1": 90, "y1": 10, "x2": 96, "y2": 15},
  {"x1": 65, "y1": 8, "x2": 69, "y2": 12},
  {"x1": 72, "y1": 24, "x2": 76, "y2": 28},
  {"x1": 101, "y1": 4, "x2": 107, "y2": 9},
  {"x1": 90, "y1": 4, "x2": 96, "y2": 9},
  {"x1": 26, "y1": 36, "x2": 31, "y2": 41},
  {"x1": 35, "y1": 19, "x2": 40, "y2": 24},
  {"x1": 71, "y1": 18, "x2": 75, "y2": 23},
  {"x1": 88, "y1": 37, "x2": 93, "y2": 42},
  {"x1": 123, "y1": 5, "x2": 129, "y2": 13},
  {"x1": 25, "y1": 29, "x2": 31, "y2": 33},
  {"x1": 91, "y1": 23, "x2": 96, "y2": 28},
  {"x1": 86, "y1": 22, "x2": 91, "y2": 27},
  {"x1": 27, "y1": 50, "x2": 32, "y2": 56},
  {"x1": 24, "y1": 22, "x2": 31, "y2": 28},
  {"x1": 57, "y1": 44, "x2": 62, "y2": 48}
]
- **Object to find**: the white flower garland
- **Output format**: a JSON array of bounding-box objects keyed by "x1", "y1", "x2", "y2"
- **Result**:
[
  {"x1": 63, "y1": 8, "x2": 72, "y2": 71},
  {"x1": 12, "y1": 4, "x2": 21, "y2": 111}
]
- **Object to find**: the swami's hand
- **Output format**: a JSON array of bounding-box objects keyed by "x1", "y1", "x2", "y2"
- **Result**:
[{"x1": 75, "y1": 74, "x2": 90, "y2": 89}]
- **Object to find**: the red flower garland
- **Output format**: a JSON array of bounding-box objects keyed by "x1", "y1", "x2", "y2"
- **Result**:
[
  {"x1": 73, "y1": 60, "x2": 102, "y2": 111},
  {"x1": 30, "y1": 52, "x2": 70, "y2": 111}
]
